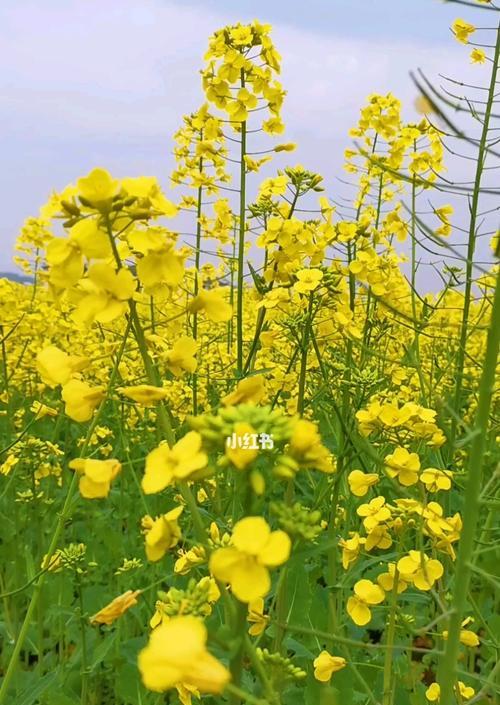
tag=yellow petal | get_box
[209,547,243,583]
[354,579,385,605]
[232,516,271,555]
[260,530,291,567]
[347,596,372,626]
[79,476,110,499]
[397,555,417,576]
[188,652,230,694]
[142,446,174,494]
[231,558,271,603]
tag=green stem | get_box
[179,481,208,546]
[327,477,341,643]
[192,155,204,415]
[272,564,290,655]
[439,266,500,705]
[296,292,315,416]
[229,601,249,705]
[225,683,268,705]
[273,620,443,655]
[382,567,399,705]
[449,24,499,454]
[243,306,266,375]
[409,156,428,405]
[104,214,175,446]
[242,191,299,374]
[359,169,382,368]
[36,540,44,674]
[228,231,237,353]
[128,301,175,447]
[76,573,88,705]
[243,635,278,704]
[236,72,247,376]
[0,324,9,396]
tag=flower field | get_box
[0,6,499,705]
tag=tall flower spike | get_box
[202,22,283,134]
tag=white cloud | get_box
[0,0,493,277]
[0,0,475,140]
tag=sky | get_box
[0,0,495,283]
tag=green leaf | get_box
[245,367,274,377]
[115,662,143,705]
[247,261,266,294]
[13,672,57,705]
[89,632,117,671]
[42,691,80,705]
[286,560,313,629]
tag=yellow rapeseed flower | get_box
[36,345,89,388]
[90,589,141,626]
[72,263,136,327]
[365,524,393,551]
[118,385,170,406]
[420,467,452,492]
[339,533,366,570]
[164,336,198,377]
[426,683,440,702]
[61,379,105,422]
[294,268,323,294]
[138,616,230,694]
[209,516,291,602]
[77,167,120,209]
[222,375,266,406]
[227,87,258,122]
[274,143,296,152]
[357,496,391,531]
[69,457,122,499]
[30,401,58,419]
[384,447,420,486]
[347,579,385,626]
[348,469,379,497]
[225,422,260,470]
[121,176,178,217]
[46,219,112,289]
[451,18,476,44]
[175,545,207,575]
[141,507,183,562]
[247,598,270,636]
[377,563,410,594]
[470,48,486,64]
[289,419,334,473]
[397,551,443,590]
[0,454,19,477]
[142,432,208,494]
[262,117,285,135]
[457,682,475,700]
[442,617,480,647]
[189,288,232,322]
[313,651,347,682]
[229,25,253,46]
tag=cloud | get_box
[0,0,493,278]
[0,0,473,140]
[0,1,217,139]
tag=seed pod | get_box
[62,218,81,228]
[61,200,81,216]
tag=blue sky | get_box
[0,0,492,279]
[182,0,464,41]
